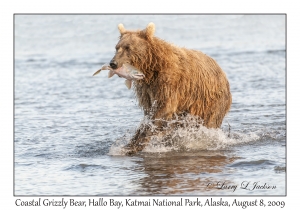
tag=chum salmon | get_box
[93,63,145,89]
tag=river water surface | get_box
[15,15,286,195]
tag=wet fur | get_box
[111,23,232,155]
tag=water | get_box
[14,15,286,195]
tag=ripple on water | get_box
[228,159,276,167]
[64,164,108,171]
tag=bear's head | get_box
[109,23,156,76]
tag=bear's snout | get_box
[110,60,118,69]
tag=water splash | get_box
[109,114,261,156]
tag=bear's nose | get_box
[110,60,118,69]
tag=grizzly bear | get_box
[109,22,232,155]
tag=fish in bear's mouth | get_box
[93,63,145,89]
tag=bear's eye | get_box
[124,46,130,50]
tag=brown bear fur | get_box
[110,22,232,155]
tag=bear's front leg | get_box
[124,100,178,155]
[123,126,153,155]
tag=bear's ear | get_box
[143,22,155,39]
[118,23,126,35]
